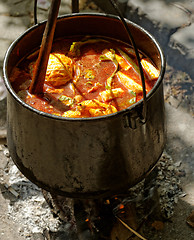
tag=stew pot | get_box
[3,13,166,198]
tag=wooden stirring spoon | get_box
[29,0,61,94]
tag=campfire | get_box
[1,144,184,240]
[1,1,185,239]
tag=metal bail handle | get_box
[71,0,147,124]
[108,0,147,124]
[33,0,147,123]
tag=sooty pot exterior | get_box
[3,14,166,198]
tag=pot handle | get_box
[108,0,147,124]
[33,0,147,124]
[73,0,148,124]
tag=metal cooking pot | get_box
[3,13,166,198]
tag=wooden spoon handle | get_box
[29,0,61,94]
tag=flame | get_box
[119,204,125,210]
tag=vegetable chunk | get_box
[45,53,74,87]
[80,100,117,116]
[117,48,140,75]
[98,88,124,102]
[116,71,143,93]
[62,110,81,118]
[69,38,109,57]
[115,54,131,70]
[141,58,160,81]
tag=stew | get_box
[10,36,160,118]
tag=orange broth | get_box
[10,36,159,118]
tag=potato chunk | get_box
[45,53,73,87]
[115,54,131,70]
[141,58,160,81]
[98,88,124,102]
[80,100,117,116]
[62,110,81,118]
[88,108,104,117]
[116,71,143,94]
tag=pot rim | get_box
[3,13,166,122]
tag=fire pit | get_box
[2,1,167,236]
[3,0,166,200]
[2,0,167,236]
[2,144,184,240]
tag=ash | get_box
[7,166,62,238]
[2,147,76,240]
[124,151,185,220]
[1,146,185,239]
[156,152,185,219]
